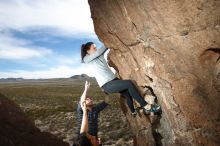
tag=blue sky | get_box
[0,0,103,79]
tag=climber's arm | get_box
[80,102,88,133]
[80,81,90,107]
[83,45,108,63]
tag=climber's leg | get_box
[102,79,147,107]
[102,79,161,114]
[120,90,136,113]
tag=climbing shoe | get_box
[143,104,161,115]
[131,109,138,117]
[151,104,161,113]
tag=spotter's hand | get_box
[81,101,87,113]
[85,80,91,89]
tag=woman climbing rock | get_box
[80,42,160,116]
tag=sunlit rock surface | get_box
[88,0,220,145]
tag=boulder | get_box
[88,0,220,145]
[0,93,69,146]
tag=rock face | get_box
[88,0,220,146]
[0,93,69,146]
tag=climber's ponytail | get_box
[81,42,94,63]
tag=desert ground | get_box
[0,78,133,146]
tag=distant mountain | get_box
[70,74,95,80]
[0,74,95,82]
[0,77,24,81]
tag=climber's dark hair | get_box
[78,133,92,146]
[81,42,94,63]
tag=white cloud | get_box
[0,0,104,79]
[0,46,52,60]
[0,33,52,60]
[0,0,95,36]
[0,65,93,79]
[56,56,81,65]
[0,50,117,79]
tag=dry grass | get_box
[0,78,133,146]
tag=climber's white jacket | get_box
[83,46,117,87]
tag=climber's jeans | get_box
[101,78,148,112]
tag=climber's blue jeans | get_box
[101,78,148,112]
